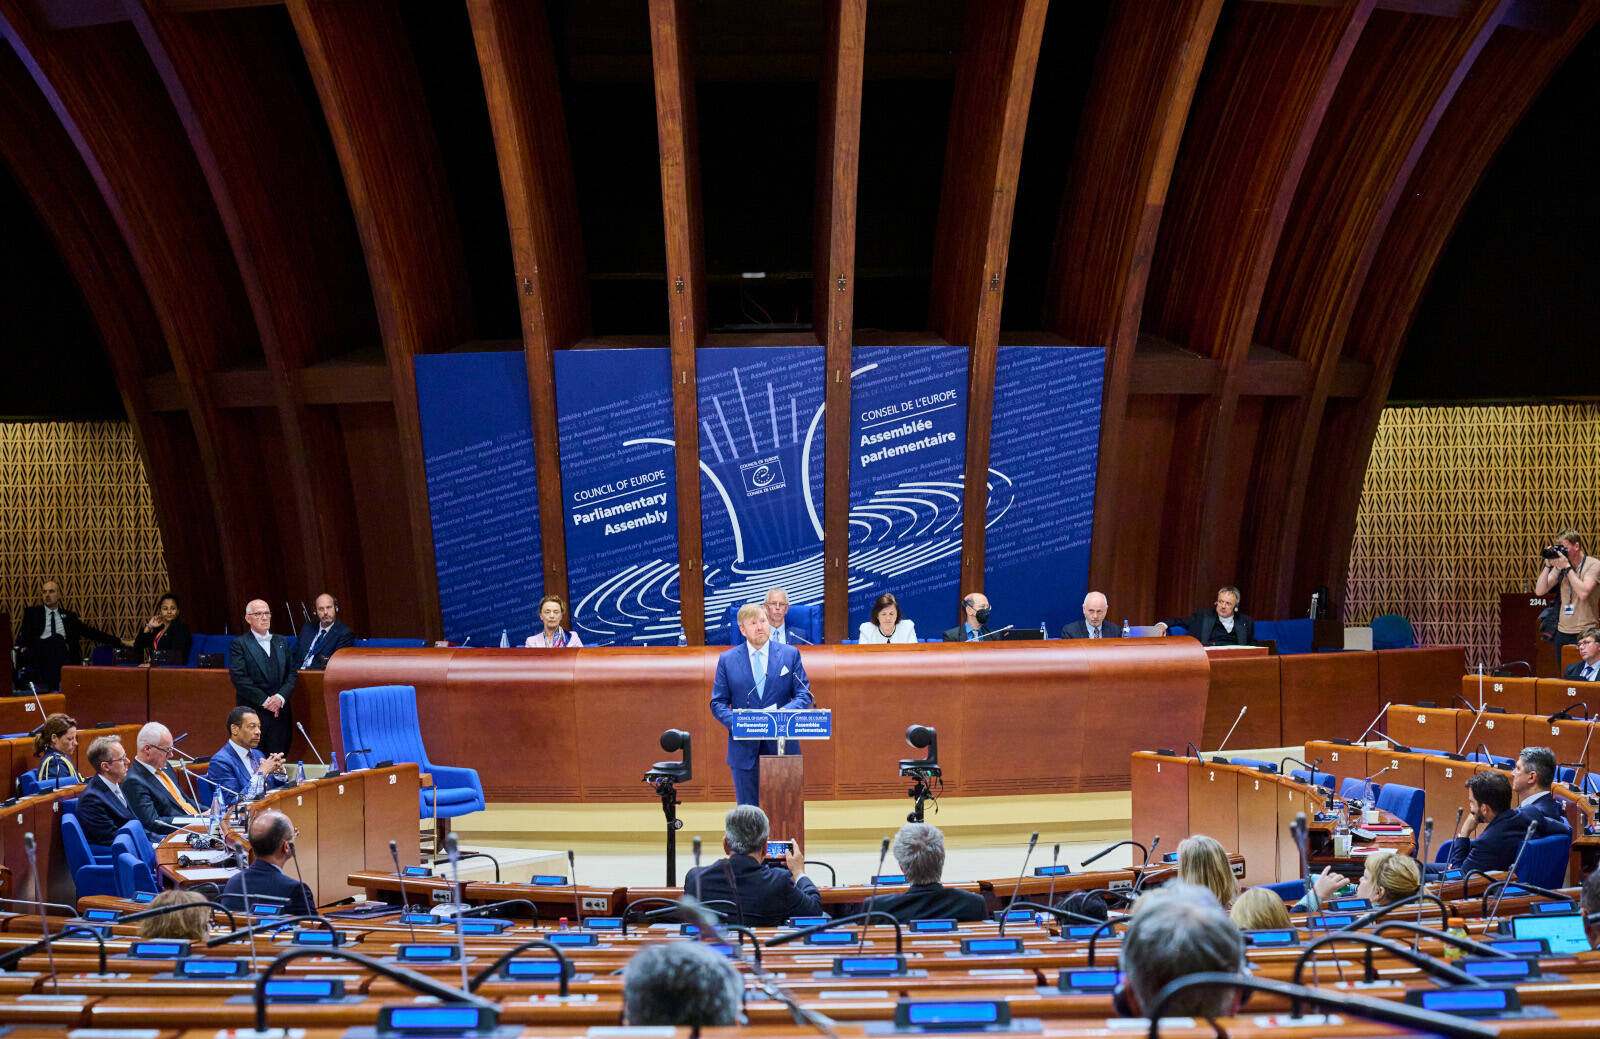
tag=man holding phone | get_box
[682,805,820,926]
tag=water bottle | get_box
[1040,619,1049,640]
[677,629,688,647]
[247,769,265,801]
[1121,618,1131,638]
[210,791,222,838]
[499,628,509,648]
[294,761,306,787]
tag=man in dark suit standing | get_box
[711,603,812,806]
[1450,770,1531,872]
[77,735,138,846]
[864,823,988,923]
[229,600,298,756]
[942,592,993,642]
[1512,745,1572,837]
[1563,628,1599,683]
[681,805,819,927]
[1062,591,1122,640]
[294,593,356,672]
[1155,586,1255,647]
[124,722,201,836]
[15,580,127,689]
[222,809,315,916]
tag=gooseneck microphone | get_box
[1130,835,1160,895]
[973,625,1015,642]
[1548,703,1588,725]
[693,836,704,903]
[445,833,468,991]
[1457,704,1489,756]
[1045,843,1062,908]
[860,836,891,951]
[295,723,333,775]
[23,833,58,993]
[390,841,417,941]
[1006,831,1040,911]
[226,832,260,974]
[568,849,580,927]
[1213,707,1248,756]
[1080,839,1146,870]
[1354,702,1393,744]
[1485,821,1539,929]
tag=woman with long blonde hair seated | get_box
[1177,834,1239,908]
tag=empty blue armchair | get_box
[1225,757,1278,773]
[111,830,157,896]
[62,815,115,898]
[1371,614,1416,650]
[1290,769,1335,791]
[339,685,484,821]
[1519,833,1571,890]
[1375,782,1425,835]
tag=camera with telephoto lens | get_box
[1543,545,1569,560]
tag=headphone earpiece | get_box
[1112,980,1132,1017]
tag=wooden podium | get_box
[759,754,805,849]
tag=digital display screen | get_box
[293,930,336,945]
[1308,914,1355,929]
[1440,869,1464,880]
[531,875,567,885]
[837,957,903,974]
[132,891,157,903]
[680,924,701,935]
[708,943,736,957]
[765,841,794,858]
[1510,913,1590,954]
[1486,938,1548,955]
[504,960,565,977]
[1462,959,1534,979]
[963,938,1022,954]
[1064,925,1103,938]
[251,904,286,916]
[872,874,907,885]
[1063,969,1122,990]
[1246,930,1297,946]
[1533,901,1576,914]
[176,959,247,976]
[1033,865,1070,876]
[398,944,459,961]
[402,913,440,925]
[456,921,506,935]
[83,909,120,922]
[806,931,855,945]
[401,866,431,877]
[549,932,598,946]
[1163,852,1178,862]
[1417,989,1511,1012]
[583,917,622,930]
[383,1006,486,1031]
[264,979,341,999]
[911,919,957,932]
[62,925,109,938]
[790,916,829,927]
[130,941,187,957]
[1328,898,1371,911]
[904,1002,1002,1025]
[997,910,1032,922]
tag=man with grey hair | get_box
[681,805,820,926]
[77,735,137,846]
[123,721,200,836]
[1119,882,1245,1019]
[1512,745,1570,837]
[623,940,744,1026]
[865,823,987,922]
[1063,591,1121,639]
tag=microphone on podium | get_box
[973,625,1015,642]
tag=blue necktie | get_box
[752,649,767,705]
[1587,664,1597,683]
[304,628,326,667]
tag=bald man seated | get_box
[1062,592,1121,640]
[221,809,315,917]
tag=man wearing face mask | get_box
[942,592,994,642]
[221,809,315,915]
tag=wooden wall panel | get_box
[336,403,424,639]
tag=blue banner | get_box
[846,346,970,640]
[414,352,543,646]
[985,346,1103,638]
[553,349,680,645]
[696,347,827,644]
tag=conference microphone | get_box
[295,722,338,776]
[1279,755,1321,781]
[444,833,469,990]
[1548,703,1588,724]
[1129,834,1160,895]
[1474,743,1500,767]
[27,684,49,736]
[1045,843,1062,909]
[1568,722,1597,796]
[1451,694,1476,711]
[860,836,891,951]
[1485,820,1539,929]
[1080,839,1146,869]
[693,836,704,903]
[1359,766,1392,807]
[390,840,417,940]
[1005,831,1040,913]
[788,629,811,645]
[1417,817,1434,938]
[224,830,261,974]
[973,625,1015,642]
[300,601,312,626]
[1456,704,1489,756]
[283,601,295,638]
[22,833,58,993]
[1372,732,1412,753]
[1354,701,1393,744]
[568,850,581,928]
[1184,742,1201,761]
[1213,707,1248,756]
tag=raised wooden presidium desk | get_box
[321,639,1213,806]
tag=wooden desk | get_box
[0,784,79,906]
[59,666,148,729]
[323,641,1212,802]
[0,694,65,736]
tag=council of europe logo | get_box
[739,455,785,496]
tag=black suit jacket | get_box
[1564,660,1600,682]
[17,604,120,656]
[77,775,137,846]
[942,623,993,643]
[228,633,299,709]
[681,855,822,927]
[132,618,192,664]
[1518,792,1572,837]
[294,620,356,671]
[222,859,315,916]
[1163,608,1255,647]
[123,762,193,835]
[865,882,989,923]
[1449,808,1534,872]
[1062,620,1123,640]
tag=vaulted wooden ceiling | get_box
[1,0,1592,640]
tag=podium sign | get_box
[731,709,833,741]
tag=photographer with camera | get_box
[1535,529,1599,650]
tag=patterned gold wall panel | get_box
[0,421,169,648]
[1346,404,1600,670]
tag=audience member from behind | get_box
[1565,627,1600,683]
[1583,870,1600,949]
[133,592,191,665]
[138,889,210,942]
[1177,834,1239,908]
[123,722,199,835]
[228,600,298,755]
[296,593,356,670]
[942,591,994,642]
[680,805,820,926]
[622,940,743,1027]
[865,823,987,922]
[33,713,81,784]
[222,809,315,916]
[1119,882,1245,1019]
[1512,745,1571,836]
[1155,586,1254,646]
[1450,770,1525,872]
[77,735,137,846]
[1355,850,1421,906]
[1063,591,1121,639]
[858,592,917,644]
[16,579,127,689]
[1229,887,1291,931]
[1536,530,1598,650]
[525,594,582,648]
[207,706,287,806]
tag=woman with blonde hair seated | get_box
[1177,834,1239,908]
[1299,848,1423,910]
[138,889,211,942]
[1229,886,1291,931]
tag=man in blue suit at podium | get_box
[711,603,812,805]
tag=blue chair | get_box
[1375,782,1425,835]
[355,638,429,649]
[1254,620,1276,646]
[16,773,77,797]
[721,602,822,645]
[1290,769,1335,791]
[1269,619,1315,655]
[1226,757,1278,774]
[1261,880,1305,903]
[1340,777,1376,803]
[1519,834,1571,890]
[61,815,115,898]
[1434,838,1455,863]
[110,833,157,896]
[338,685,485,824]
[1371,614,1416,650]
